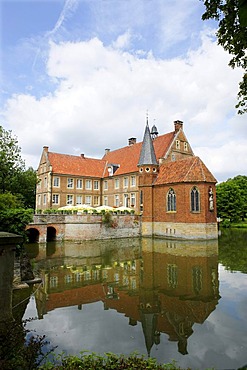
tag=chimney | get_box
[105,148,110,155]
[174,120,183,133]
[81,154,85,158]
[128,137,136,146]
[43,146,49,152]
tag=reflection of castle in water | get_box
[31,238,220,356]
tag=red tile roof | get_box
[155,156,217,185]
[48,152,106,177]
[102,132,175,176]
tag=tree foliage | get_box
[0,126,37,208]
[216,175,247,222]
[201,0,247,114]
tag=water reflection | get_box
[26,238,220,357]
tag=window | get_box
[67,195,73,205]
[104,180,108,190]
[131,176,136,187]
[123,177,128,188]
[52,194,59,205]
[85,195,92,205]
[167,264,178,288]
[115,194,119,207]
[44,177,47,187]
[115,178,119,189]
[130,193,136,207]
[67,178,73,188]
[140,190,143,212]
[50,276,58,288]
[167,188,176,212]
[176,140,180,149]
[192,267,202,294]
[171,153,176,161]
[76,195,83,205]
[84,270,91,280]
[94,180,99,190]
[76,179,83,189]
[43,194,46,205]
[191,186,200,212]
[53,177,60,187]
[38,195,41,206]
[94,196,100,206]
[85,180,92,190]
[184,142,188,151]
[103,196,108,206]
[124,194,129,207]
[65,275,72,284]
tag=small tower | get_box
[138,120,159,235]
[151,123,158,140]
[138,121,159,185]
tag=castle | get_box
[36,119,218,239]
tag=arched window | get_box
[191,186,200,212]
[167,188,176,211]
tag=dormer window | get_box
[176,140,180,149]
[145,167,150,172]
[107,163,119,176]
[184,142,188,151]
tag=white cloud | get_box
[1,29,245,181]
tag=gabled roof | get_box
[138,124,158,166]
[102,131,174,176]
[155,156,217,185]
[48,152,106,177]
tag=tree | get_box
[0,126,37,208]
[201,0,247,114]
[0,126,25,193]
[216,175,247,222]
[12,167,37,209]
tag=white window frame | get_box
[130,193,136,207]
[85,195,92,205]
[115,194,119,207]
[93,196,100,206]
[103,196,108,206]
[67,194,73,205]
[43,194,47,205]
[52,194,59,205]
[123,177,128,188]
[94,180,99,190]
[76,179,83,189]
[124,194,129,207]
[67,178,74,188]
[85,180,92,190]
[53,177,60,187]
[76,195,83,205]
[115,178,119,189]
[176,140,180,149]
[130,176,136,187]
[104,180,108,190]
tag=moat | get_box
[14,229,247,369]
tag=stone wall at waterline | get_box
[26,214,140,243]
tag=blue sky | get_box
[0,0,246,181]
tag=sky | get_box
[0,0,246,182]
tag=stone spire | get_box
[138,123,158,166]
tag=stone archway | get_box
[26,228,40,243]
[47,226,57,242]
